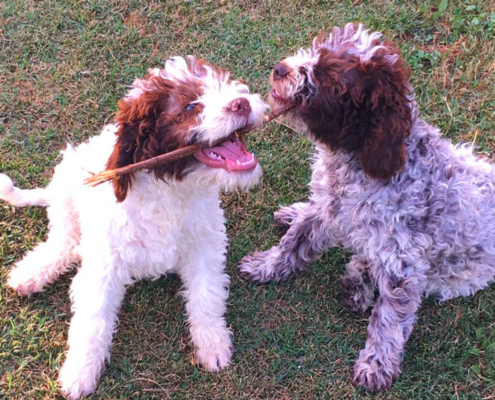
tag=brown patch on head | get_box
[107,74,204,202]
[304,40,412,180]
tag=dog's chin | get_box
[217,163,263,191]
[189,162,262,191]
[268,88,294,107]
[268,90,309,134]
[267,93,280,111]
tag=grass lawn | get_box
[1,0,495,399]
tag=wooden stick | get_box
[84,101,299,187]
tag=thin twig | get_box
[272,118,299,133]
[442,95,454,128]
[84,101,299,187]
[471,129,479,147]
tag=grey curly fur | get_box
[239,23,495,391]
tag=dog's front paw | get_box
[58,357,101,399]
[196,343,232,372]
[239,248,298,283]
[7,265,45,296]
[273,203,307,228]
[238,251,269,282]
[353,355,398,392]
[238,249,286,283]
[273,207,295,229]
[195,328,233,372]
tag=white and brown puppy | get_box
[240,23,495,391]
[0,56,267,399]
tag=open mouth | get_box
[194,137,257,172]
[270,89,292,103]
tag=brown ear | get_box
[106,118,137,203]
[308,43,412,180]
[107,86,167,202]
[356,43,412,179]
[358,122,407,180]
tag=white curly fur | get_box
[240,23,495,392]
[1,57,266,399]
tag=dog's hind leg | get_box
[0,173,49,207]
[353,268,426,392]
[341,255,375,314]
[7,196,81,296]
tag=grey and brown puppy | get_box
[239,23,495,391]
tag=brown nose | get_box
[227,97,251,118]
[273,62,289,80]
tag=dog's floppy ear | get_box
[309,42,412,180]
[354,42,412,179]
[107,80,169,202]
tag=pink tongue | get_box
[210,140,251,162]
[195,139,257,172]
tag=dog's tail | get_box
[0,173,49,207]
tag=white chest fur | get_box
[85,174,227,281]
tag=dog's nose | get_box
[227,97,251,118]
[273,62,289,80]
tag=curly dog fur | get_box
[239,23,495,391]
[1,56,267,399]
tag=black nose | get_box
[273,62,289,80]
[227,97,251,118]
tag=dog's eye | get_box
[298,66,307,74]
[184,103,196,112]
